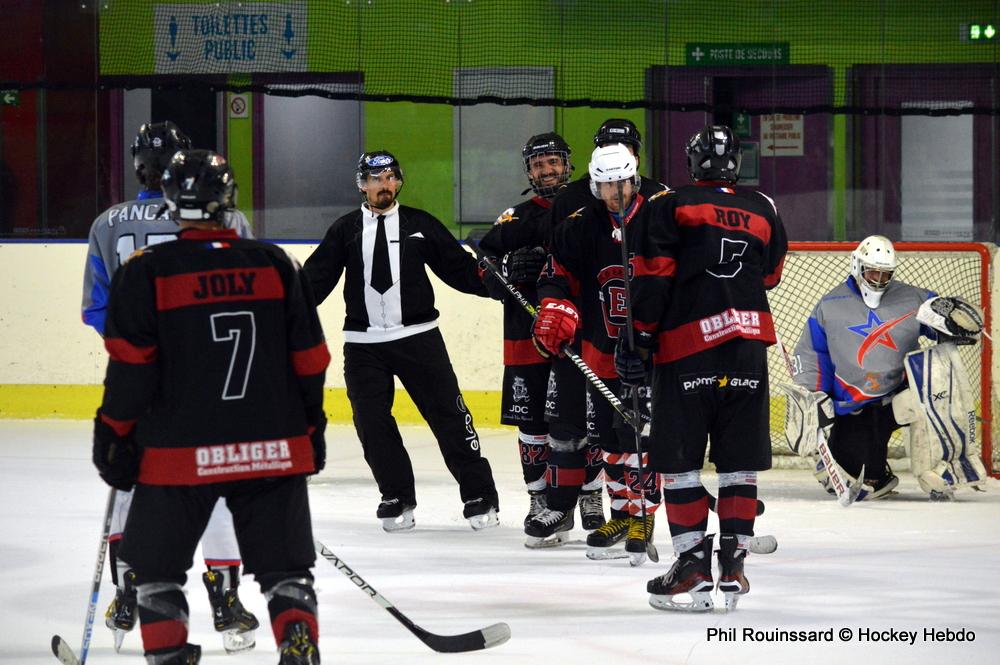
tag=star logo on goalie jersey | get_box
[849,310,915,367]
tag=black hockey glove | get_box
[306,406,327,474]
[503,246,547,285]
[614,330,655,388]
[478,258,508,301]
[93,411,140,491]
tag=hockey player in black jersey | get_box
[478,133,609,543]
[620,126,787,611]
[93,150,328,664]
[531,142,669,565]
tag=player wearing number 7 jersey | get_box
[82,121,252,336]
[95,149,329,664]
[80,123,257,655]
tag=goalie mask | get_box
[161,150,237,222]
[588,144,640,205]
[851,235,896,308]
[686,125,741,184]
[522,133,572,199]
[131,121,192,189]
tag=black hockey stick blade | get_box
[51,635,80,665]
[315,540,511,653]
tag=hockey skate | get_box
[278,620,320,665]
[202,570,259,653]
[464,498,500,530]
[585,517,631,560]
[523,490,547,528]
[577,489,606,531]
[626,514,655,567]
[105,569,137,652]
[717,534,749,611]
[377,498,416,532]
[524,508,574,548]
[857,471,899,502]
[647,535,714,612]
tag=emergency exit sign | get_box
[686,43,789,66]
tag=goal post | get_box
[766,241,995,477]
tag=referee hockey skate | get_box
[377,498,416,532]
[202,570,259,653]
[585,516,631,560]
[524,508,574,548]
[463,498,500,530]
[278,621,319,665]
[647,535,714,612]
[716,534,749,611]
[105,569,137,651]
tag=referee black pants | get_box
[344,328,498,512]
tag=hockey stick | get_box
[613,180,658,565]
[773,335,863,507]
[51,487,117,665]
[315,541,511,653]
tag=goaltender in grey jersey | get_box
[82,193,252,335]
[792,276,936,415]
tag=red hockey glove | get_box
[532,298,580,357]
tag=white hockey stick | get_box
[51,487,117,665]
[774,335,863,507]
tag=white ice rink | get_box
[2,419,998,664]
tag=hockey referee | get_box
[304,150,500,532]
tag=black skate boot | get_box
[647,535,715,612]
[524,508,573,548]
[155,643,202,664]
[523,490,547,528]
[717,534,749,611]
[585,516,631,560]
[377,498,416,532]
[577,489,606,531]
[105,569,137,651]
[463,498,499,530]
[202,569,259,653]
[278,621,320,665]
[625,513,655,567]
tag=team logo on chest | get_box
[596,258,635,338]
[848,310,915,367]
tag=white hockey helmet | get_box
[851,235,897,308]
[588,143,640,198]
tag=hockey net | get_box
[765,242,996,476]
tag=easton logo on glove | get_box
[532,298,580,356]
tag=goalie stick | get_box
[773,335,863,507]
[315,541,511,653]
[468,236,774,551]
[51,487,117,665]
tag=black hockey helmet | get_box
[521,132,572,199]
[161,149,237,222]
[593,118,642,152]
[356,150,403,190]
[686,125,742,183]
[131,121,192,188]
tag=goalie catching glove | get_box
[532,298,579,357]
[778,383,834,457]
[916,296,984,342]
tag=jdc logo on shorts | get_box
[512,376,530,403]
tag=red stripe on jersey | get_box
[675,203,772,246]
[140,618,187,651]
[291,342,331,376]
[633,255,676,278]
[581,339,617,379]
[764,255,786,288]
[665,496,710,527]
[271,609,318,646]
[100,411,136,437]
[105,337,158,365]
[137,435,314,485]
[549,256,581,298]
[716,495,759,522]
[155,267,285,311]
[654,310,775,363]
[504,338,548,365]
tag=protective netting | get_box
[766,243,995,475]
[10,0,998,115]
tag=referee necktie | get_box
[371,214,393,294]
